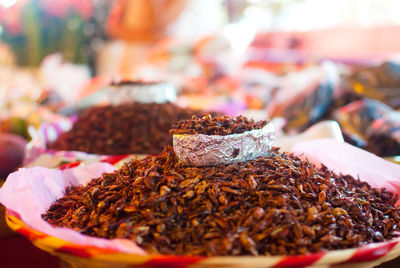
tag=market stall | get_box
[0,0,400,267]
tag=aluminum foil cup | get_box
[106,82,177,104]
[173,123,275,166]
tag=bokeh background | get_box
[0,0,400,267]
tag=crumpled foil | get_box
[106,82,177,104]
[173,123,275,166]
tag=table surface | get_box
[0,234,59,268]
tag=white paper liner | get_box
[106,82,177,104]
[173,123,275,166]
[274,120,344,152]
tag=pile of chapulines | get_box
[48,103,215,155]
[170,115,267,136]
[43,147,400,256]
